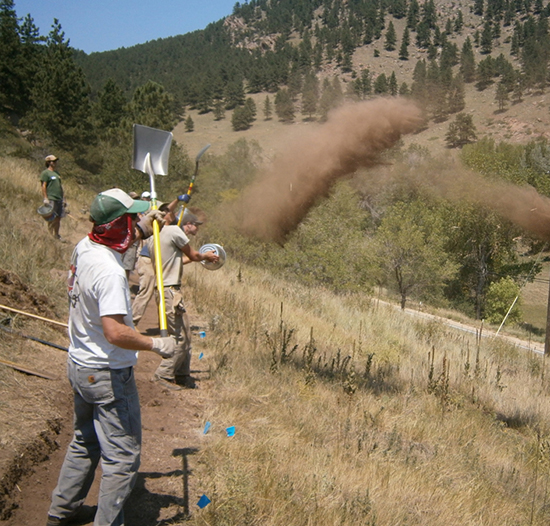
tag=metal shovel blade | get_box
[196,144,211,163]
[132,124,173,176]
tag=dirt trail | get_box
[0,273,213,525]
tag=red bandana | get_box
[88,214,134,253]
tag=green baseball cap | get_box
[90,188,150,225]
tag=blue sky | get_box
[14,0,239,54]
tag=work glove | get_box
[136,209,166,239]
[178,194,191,203]
[151,336,177,358]
[43,198,50,205]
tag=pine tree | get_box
[25,19,94,151]
[184,115,194,132]
[302,71,320,119]
[364,21,374,44]
[298,28,313,69]
[374,73,389,94]
[421,0,438,28]
[495,81,509,110]
[512,74,524,103]
[352,69,373,100]
[18,14,42,115]
[213,100,226,121]
[447,74,466,113]
[411,59,428,103]
[288,62,303,101]
[416,21,432,48]
[399,27,410,60]
[385,21,397,51]
[474,0,484,16]
[127,80,177,130]
[375,5,386,39]
[341,51,354,73]
[224,79,245,109]
[263,95,273,120]
[460,37,476,83]
[94,79,127,137]
[445,113,477,148]
[231,106,252,131]
[275,88,295,123]
[480,20,493,54]
[318,78,335,121]
[389,71,399,95]
[454,10,464,32]
[244,97,257,122]
[407,0,420,29]
[393,0,408,19]
[331,76,344,106]
[0,0,24,113]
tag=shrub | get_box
[485,277,522,325]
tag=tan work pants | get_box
[154,287,192,381]
[132,256,155,326]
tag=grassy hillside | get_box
[1,153,548,524]
[1,148,550,523]
[175,249,550,525]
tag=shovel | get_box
[177,144,211,227]
[132,124,173,337]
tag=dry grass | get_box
[179,260,550,525]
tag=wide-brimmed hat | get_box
[90,188,150,225]
[178,208,203,226]
[45,155,58,162]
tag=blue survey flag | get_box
[226,425,235,437]
[197,494,211,508]
[203,421,211,434]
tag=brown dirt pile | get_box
[0,269,59,319]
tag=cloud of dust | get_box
[231,98,423,243]
[414,159,550,240]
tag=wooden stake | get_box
[0,304,68,328]
[0,357,56,380]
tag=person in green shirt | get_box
[40,154,65,240]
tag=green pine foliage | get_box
[445,113,478,148]
[275,88,295,122]
[184,115,194,132]
[385,21,397,51]
[23,19,94,153]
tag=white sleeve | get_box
[95,273,129,317]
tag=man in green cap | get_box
[46,188,177,526]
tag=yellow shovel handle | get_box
[152,216,168,337]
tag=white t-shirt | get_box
[147,225,190,287]
[68,237,138,369]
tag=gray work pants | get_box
[48,358,141,526]
[154,287,192,380]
